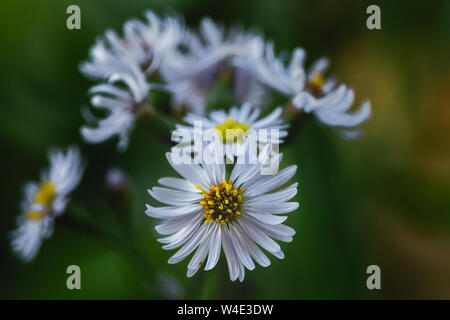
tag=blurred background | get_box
[0,0,449,299]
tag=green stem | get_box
[282,103,310,147]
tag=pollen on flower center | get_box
[34,181,56,206]
[27,181,56,220]
[306,71,325,97]
[215,117,249,144]
[196,180,244,225]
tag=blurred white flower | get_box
[10,147,85,262]
[80,11,188,151]
[79,10,186,81]
[253,45,371,138]
[250,44,307,98]
[160,18,267,115]
[146,149,298,281]
[293,57,371,139]
[174,102,288,160]
[80,68,151,151]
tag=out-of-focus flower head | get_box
[160,18,267,115]
[80,67,151,151]
[80,11,186,151]
[252,45,371,139]
[80,10,186,81]
[11,147,85,262]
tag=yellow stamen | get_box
[197,179,244,225]
[215,117,249,144]
[34,181,55,206]
[311,71,325,89]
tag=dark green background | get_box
[1,0,449,299]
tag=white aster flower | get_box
[11,147,85,262]
[146,149,298,281]
[250,44,307,98]
[80,11,186,151]
[293,57,371,139]
[253,45,371,138]
[174,102,288,161]
[160,18,267,115]
[80,67,151,151]
[80,10,185,81]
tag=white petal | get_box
[145,204,201,218]
[244,215,295,242]
[204,224,222,271]
[272,250,285,259]
[251,107,282,129]
[187,224,215,270]
[158,177,199,193]
[159,218,202,250]
[165,152,211,189]
[246,183,298,203]
[238,219,280,254]
[246,211,288,225]
[167,223,208,263]
[221,227,240,281]
[148,187,202,206]
[234,223,271,267]
[243,202,299,215]
[155,212,202,235]
[228,225,255,270]
[244,165,297,197]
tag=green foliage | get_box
[0,0,449,299]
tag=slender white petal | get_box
[145,203,201,218]
[157,177,199,193]
[244,165,297,196]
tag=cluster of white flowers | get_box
[11,10,371,282]
[80,10,371,152]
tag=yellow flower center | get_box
[306,71,326,98]
[215,117,249,144]
[34,181,56,206]
[196,180,245,225]
[27,181,56,220]
[27,211,47,220]
[310,71,325,89]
